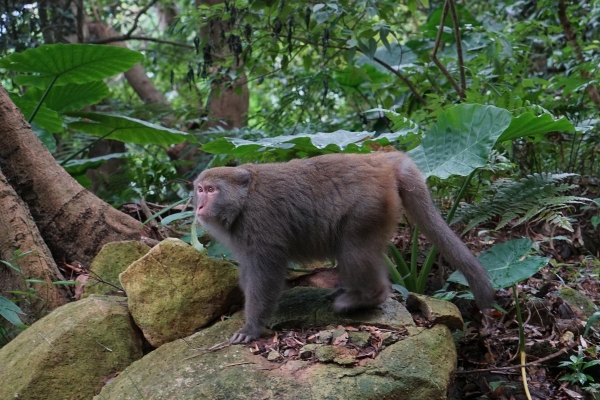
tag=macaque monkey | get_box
[194,152,494,344]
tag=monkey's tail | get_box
[394,156,495,312]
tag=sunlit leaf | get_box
[408,104,511,179]
[67,112,193,145]
[0,296,24,326]
[9,94,63,132]
[448,238,548,289]
[499,113,575,142]
[25,81,110,113]
[0,43,142,88]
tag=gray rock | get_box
[317,329,333,343]
[267,350,281,361]
[270,287,415,331]
[406,292,464,330]
[315,345,358,365]
[0,295,143,400]
[348,331,371,347]
[119,238,240,347]
[95,287,458,399]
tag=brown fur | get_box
[194,152,494,344]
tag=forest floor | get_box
[448,214,600,400]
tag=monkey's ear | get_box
[233,168,251,186]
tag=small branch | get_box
[90,35,194,48]
[372,56,426,105]
[124,0,159,38]
[448,0,466,94]
[429,0,464,99]
[292,35,426,106]
[90,1,165,46]
[456,343,576,374]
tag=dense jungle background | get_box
[1,0,600,398]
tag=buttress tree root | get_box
[0,86,153,272]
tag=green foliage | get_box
[0,43,192,203]
[453,173,588,233]
[407,105,512,179]
[448,238,548,290]
[66,112,193,146]
[0,1,595,272]
[1,250,43,316]
[498,113,575,143]
[0,296,25,326]
[0,43,142,88]
[584,312,600,337]
[584,199,600,230]
[558,347,600,386]
[201,129,417,162]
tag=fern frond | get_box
[453,173,588,233]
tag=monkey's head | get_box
[193,166,251,229]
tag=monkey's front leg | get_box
[229,258,286,344]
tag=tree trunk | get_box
[200,0,249,129]
[0,170,69,319]
[156,1,179,32]
[0,86,152,266]
[167,0,249,174]
[85,20,172,192]
[87,21,171,106]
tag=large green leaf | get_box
[0,296,24,326]
[448,238,548,290]
[9,94,63,133]
[62,153,129,175]
[408,104,512,179]
[0,43,142,88]
[498,113,575,142]
[26,81,110,113]
[201,128,418,160]
[67,112,193,145]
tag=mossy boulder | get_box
[95,287,458,399]
[82,240,150,298]
[119,238,240,347]
[0,295,143,400]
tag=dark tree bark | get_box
[156,1,179,32]
[199,0,249,130]
[0,169,70,319]
[0,86,152,266]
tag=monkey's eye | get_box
[197,186,203,193]
[207,186,215,193]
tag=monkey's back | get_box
[236,153,403,262]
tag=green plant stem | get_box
[387,243,413,289]
[28,75,58,123]
[384,254,405,287]
[513,283,532,399]
[513,283,526,354]
[416,170,476,293]
[59,129,117,166]
[410,228,419,280]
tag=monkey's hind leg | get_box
[230,258,286,344]
[332,242,390,313]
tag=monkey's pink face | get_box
[195,180,219,220]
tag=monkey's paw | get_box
[229,330,258,344]
[332,291,384,313]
